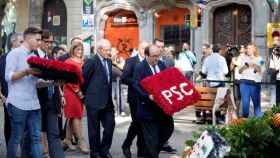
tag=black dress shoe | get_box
[137,150,148,157]
[122,146,132,158]
[161,144,177,154]
[91,152,101,158]
[100,153,113,158]
[137,153,148,158]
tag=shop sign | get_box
[82,0,95,28]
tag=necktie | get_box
[48,86,54,99]
[152,65,157,74]
[103,59,110,82]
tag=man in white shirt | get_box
[5,27,43,158]
[202,44,229,87]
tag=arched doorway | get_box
[155,7,190,51]
[213,3,251,46]
[104,9,139,60]
[42,0,67,44]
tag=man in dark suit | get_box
[82,39,115,158]
[133,45,174,158]
[121,42,149,158]
[154,38,176,154]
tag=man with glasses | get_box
[27,29,65,158]
[133,45,174,158]
[153,38,177,154]
[82,39,115,158]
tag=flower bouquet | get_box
[27,56,84,84]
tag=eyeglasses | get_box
[102,48,112,52]
[43,40,54,44]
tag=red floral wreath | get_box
[27,56,84,84]
[140,67,200,116]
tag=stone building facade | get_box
[1,0,274,58]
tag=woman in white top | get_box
[230,45,246,115]
[239,43,264,118]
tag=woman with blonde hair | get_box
[63,42,89,153]
[239,43,264,118]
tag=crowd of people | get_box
[0,26,280,158]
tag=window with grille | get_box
[160,24,190,50]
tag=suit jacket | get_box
[33,50,62,113]
[133,59,167,121]
[82,54,114,110]
[0,53,8,97]
[121,55,141,105]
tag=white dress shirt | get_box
[202,53,228,87]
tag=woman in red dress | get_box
[63,42,89,153]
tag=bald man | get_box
[132,45,174,158]
[82,39,115,158]
[121,41,149,158]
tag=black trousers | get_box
[277,80,280,105]
[4,105,11,147]
[140,116,174,158]
[122,102,145,153]
[87,107,115,158]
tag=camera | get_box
[273,46,280,56]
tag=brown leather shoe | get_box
[78,138,90,154]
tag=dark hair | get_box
[212,44,221,53]
[153,38,164,44]
[144,45,150,56]
[52,46,64,55]
[41,29,52,40]
[23,27,42,38]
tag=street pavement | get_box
[64,108,198,158]
[0,104,198,158]
[0,87,273,158]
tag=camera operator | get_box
[269,45,280,105]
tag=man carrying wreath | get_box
[133,45,174,158]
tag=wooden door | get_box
[104,9,139,60]
[42,0,67,44]
[213,4,251,46]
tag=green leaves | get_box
[185,106,280,157]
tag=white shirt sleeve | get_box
[221,57,229,75]
[202,57,208,74]
[5,52,17,82]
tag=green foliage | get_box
[185,106,280,158]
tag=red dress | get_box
[63,58,84,118]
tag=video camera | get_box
[273,46,280,56]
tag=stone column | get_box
[138,12,154,43]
